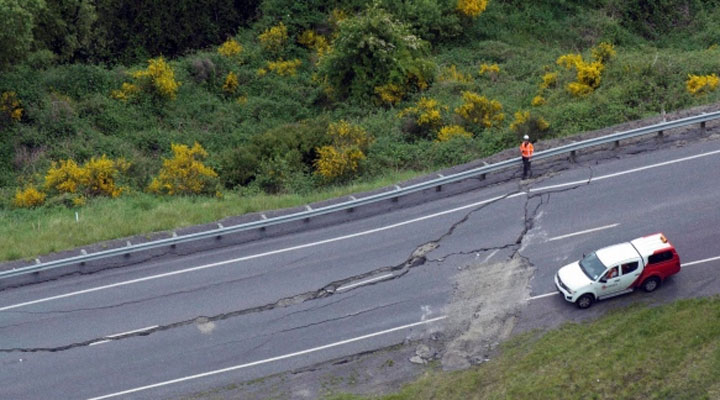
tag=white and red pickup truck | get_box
[555,233,681,309]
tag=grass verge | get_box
[0,169,427,262]
[328,297,720,400]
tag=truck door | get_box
[619,261,641,290]
[598,266,621,296]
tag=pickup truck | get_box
[554,233,681,309]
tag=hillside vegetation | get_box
[1,0,720,260]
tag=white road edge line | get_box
[527,255,720,301]
[336,274,394,292]
[5,148,720,313]
[483,249,500,263]
[547,223,620,242]
[86,316,447,400]
[88,340,110,347]
[0,194,509,312]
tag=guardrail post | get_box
[658,130,664,137]
[613,140,620,148]
[569,150,576,163]
[436,185,442,192]
[701,121,707,134]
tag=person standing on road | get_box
[520,134,534,179]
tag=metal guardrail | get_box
[3,111,719,281]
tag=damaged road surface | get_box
[2,136,720,399]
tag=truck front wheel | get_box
[642,277,660,292]
[576,294,594,309]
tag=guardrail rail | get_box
[2,110,719,282]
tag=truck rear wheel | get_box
[576,294,594,309]
[642,277,660,292]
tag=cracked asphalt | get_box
[2,131,720,399]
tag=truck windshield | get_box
[579,252,607,281]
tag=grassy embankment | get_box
[329,297,720,400]
[2,1,720,261]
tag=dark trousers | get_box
[522,157,531,178]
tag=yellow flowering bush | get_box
[591,42,616,64]
[257,68,268,77]
[686,74,719,95]
[478,63,500,80]
[45,156,129,199]
[314,121,373,181]
[398,97,445,128]
[437,125,472,142]
[148,142,218,195]
[540,72,557,89]
[266,59,302,76]
[1,91,23,123]
[218,38,243,58]
[129,57,181,100]
[258,22,288,52]
[110,82,140,102]
[374,83,405,106]
[438,65,473,84]
[531,95,546,106]
[298,30,331,58]
[222,72,239,94]
[557,53,583,70]
[457,0,488,17]
[455,91,505,128]
[329,8,348,30]
[13,185,46,208]
[510,110,550,138]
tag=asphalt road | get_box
[1,136,720,399]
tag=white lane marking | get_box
[531,148,720,192]
[5,148,720,313]
[547,223,620,242]
[1,194,510,312]
[105,325,158,338]
[336,274,394,292]
[483,249,500,263]
[527,255,720,301]
[89,325,158,347]
[527,292,559,301]
[86,316,447,400]
[682,255,720,268]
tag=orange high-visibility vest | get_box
[520,141,534,158]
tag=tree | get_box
[32,0,97,62]
[317,2,434,101]
[0,0,45,68]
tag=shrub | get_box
[13,185,46,208]
[110,82,140,102]
[258,22,289,53]
[686,74,719,95]
[454,91,505,129]
[437,125,472,142]
[591,42,616,64]
[148,142,218,195]
[398,97,446,138]
[438,64,473,84]
[0,91,23,124]
[222,72,239,94]
[298,30,330,59]
[45,155,129,199]
[531,95,545,106]
[266,59,302,76]
[130,57,181,100]
[556,49,609,97]
[314,120,373,182]
[316,3,434,101]
[540,72,558,89]
[456,0,488,18]
[374,83,405,106]
[218,38,243,58]
[509,110,550,139]
[478,63,500,80]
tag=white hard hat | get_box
[523,135,529,140]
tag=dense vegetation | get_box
[2,0,720,259]
[327,297,720,400]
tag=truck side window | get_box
[648,251,673,264]
[621,261,639,274]
[604,266,619,280]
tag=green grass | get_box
[327,297,720,400]
[0,169,427,261]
